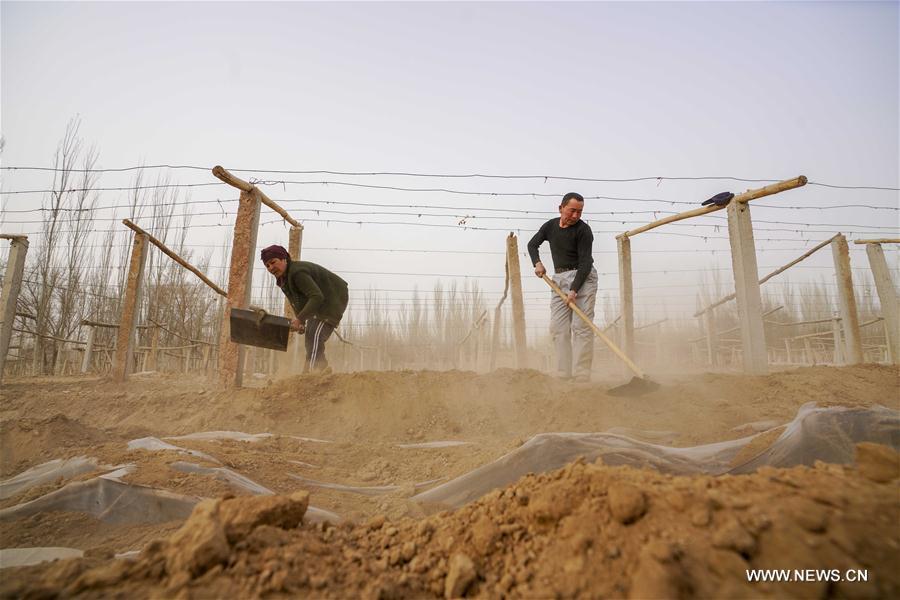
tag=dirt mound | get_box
[0,416,111,478]
[2,444,897,599]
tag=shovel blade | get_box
[229,308,291,351]
[607,376,660,398]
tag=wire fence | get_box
[1,164,897,378]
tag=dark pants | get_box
[304,318,336,372]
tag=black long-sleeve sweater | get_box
[527,218,594,292]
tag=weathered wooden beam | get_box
[831,234,863,364]
[212,166,302,229]
[0,236,28,384]
[695,235,837,317]
[123,219,226,297]
[853,239,900,245]
[620,176,807,238]
[219,189,262,387]
[112,232,148,382]
[727,199,767,374]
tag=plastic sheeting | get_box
[413,403,900,510]
[0,476,199,525]
[166,431,273,443]
[171,461,274,496]
[729,403,900,473]
[0,469,340,526]
[0,457,99,500]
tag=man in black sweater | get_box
[261,245,349,373]
[527,192,598,382]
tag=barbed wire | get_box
[3,164,898,191]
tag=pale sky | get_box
[2,1,898,335]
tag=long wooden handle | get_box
[542,275,646,378]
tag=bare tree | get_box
[27,116,99,374]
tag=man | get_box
[260,245,349,373]
[527,192,598,382]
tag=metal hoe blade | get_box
[229,308,291,351]
[607,376,660,398]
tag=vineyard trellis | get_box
[2,152,898,386]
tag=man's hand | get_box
[290,318,305,334]
[534,261,546,278]
[566,290,577,306]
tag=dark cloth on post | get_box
[527,218,594,292]
[278,260,349,326]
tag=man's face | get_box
[559,200,584,227]
[264,257,288,278]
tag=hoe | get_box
[542,275,659,397]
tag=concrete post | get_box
[219,189,261,387]
[81,325,96,373]
[726,200,768,374]
[506,234,528,369]
[617,236,635,362]
[831,234,863,364]
[0,236,28,383]
[112,232,148,382]
[832,317,844,365]
[864,243,899,364]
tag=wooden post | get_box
[145,325,160,371]
[831,234,863,364]
[0,236,28,383]
[279,225,303,376]
[81,325,96,373]
[617,235,635,362]
[864,243,899,364]
[704,309,718,367]
[112,232,148,382]
[783,338,792,365]
[219,189,262,387]
[726,200,768,374]
[506,234,528,369]
[832,317,844,364]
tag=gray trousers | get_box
[550,268,598,379]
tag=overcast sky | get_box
[2,1,898,333]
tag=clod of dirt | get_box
[218,491,309,543]
[163,491,310,579]
[608,482,647,524]
[165,499,230,577]
[444,552,476,598]
[855,442,900,483]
